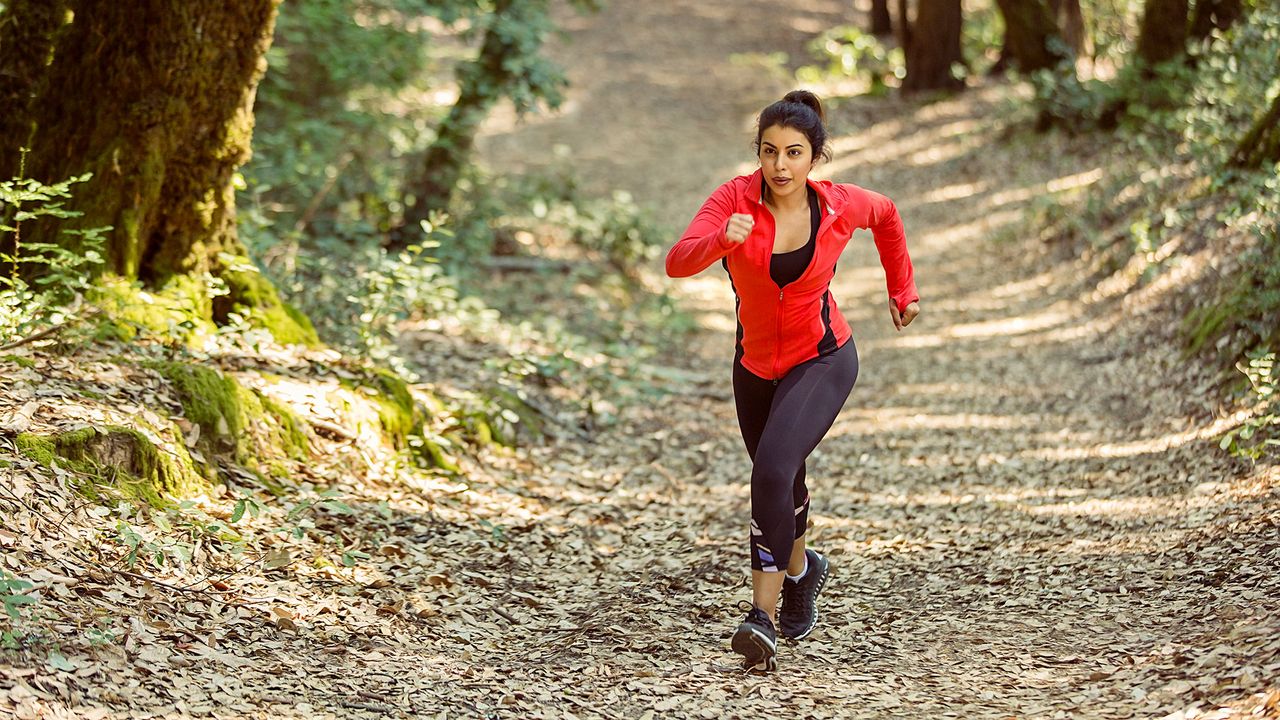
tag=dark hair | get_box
[753,90,831,163]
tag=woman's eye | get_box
[789,150,800,157]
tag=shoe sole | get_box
[731,624,777,671]
[784,559,830,641]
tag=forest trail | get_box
[3,3,1277,720]
[458,2,1280,718]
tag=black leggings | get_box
[732,340,859,572]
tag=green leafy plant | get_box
[1220,350,1280,460]
[1,570,37,648]
[0,170,109,340]
[796,25,904,94]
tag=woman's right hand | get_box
[725,213,754,244]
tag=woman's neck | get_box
[765,184,809,214]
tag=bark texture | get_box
[870,0,892,36]
[994,0,1072,73]
[17,0,314,343]
[1136,0,1190,66]
[23,0,277,285]
[900,0,965,93]
[0,0,69,181]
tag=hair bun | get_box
[782,90,824,123]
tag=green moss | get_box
[89,274,214,345]
[341,368,422,450]
[16,426,207,508]
[259,394,310,460]
[16,433,58,466]
[146,361,246,442]
[145,360,312,480]
[220,266,320,347]
[1,354,35,369]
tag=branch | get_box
[0,297,99,351]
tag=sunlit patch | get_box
[920,181,987,204]
[1025,413,1251,462]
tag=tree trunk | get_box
[0,0,69,182]
[870,0,893,36]
[994,0,1072,73]
[399,0,518,241]
[1190,0,1243,42]
[900,0,965,93]
[1136,0,1189,67]
[1049,0,1092,57]
[1232,92,1280,169]
[18,0,315,343]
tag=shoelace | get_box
[781,578,814,618]
[736,601,774,630]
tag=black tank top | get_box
[769,186,820,288]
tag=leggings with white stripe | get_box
[732,339,859,572]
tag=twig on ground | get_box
[339,700,393,714]
[307,416,357,442]
[492,605,520,625]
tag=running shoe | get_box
[731,604,777,671]
[778,548,831,640]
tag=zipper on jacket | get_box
[773,288,784,381]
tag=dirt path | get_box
[458,2,1280,718]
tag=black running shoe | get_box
[731,605,777,671]
[779,549,831,640]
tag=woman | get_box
[665,90,919,671]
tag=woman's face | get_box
[758,124,815,202]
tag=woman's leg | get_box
[743,341,859,619]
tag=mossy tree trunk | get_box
[869,0,892,37]
[993,0,1073,73]
[0,0,69,182]
[1232,91,1280,169]
[899,0,965,93]
[1136,0,1189,67]
[16,0,315,343]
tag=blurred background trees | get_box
[1,0,1276,411]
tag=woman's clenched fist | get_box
[725,213,754,244]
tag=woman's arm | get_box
[844,184,919,313]
[665,181,742,278]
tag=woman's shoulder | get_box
[707,171,758,198]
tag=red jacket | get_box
[666,169,918,380]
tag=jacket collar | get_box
[745,168,838,216]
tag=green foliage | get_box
[961,1,1005,77]
[1,569,37,647]
[461,1,571,116]
[549,190,665,277]
[0,171,108,340]
[796,25,904,94]
[1220,350,1280,460]
[247,1,439,252]
[1022,7,1280,460]
[1083,0,1145,64]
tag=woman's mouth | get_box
[772,177,791,186]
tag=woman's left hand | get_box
[890,300,920,331]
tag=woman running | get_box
[665,90,919,671]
